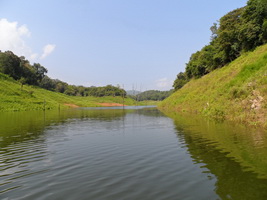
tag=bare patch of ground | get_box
[250,90,264,110]
[64,103,79,108]
[97,103,126,107]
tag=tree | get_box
[239,0,267,50]
[185,51,208,78]
[216,8,244,64]
[32,63,48,82]
[40,76,56,90]
[173,72,188,90]
[0,51,22,80]
[134,90,173,101]
[55,80,68,93]
[64,85,77,96]
[210,23,218,41]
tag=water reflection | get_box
[0,109,128,147]
[167,111,267,200]
[1,107,267,200]
[0,108,131,195]
[0,107,177,200]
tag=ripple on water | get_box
[0,137,50,196]
[0,109,233,200]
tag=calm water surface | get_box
[1,107,267,200]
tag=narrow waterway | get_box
[0,107,267,200]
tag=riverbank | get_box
[159,44,267,128]
[0,73,137,111]
[0,72,160,111]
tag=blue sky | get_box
[0,0,247,90]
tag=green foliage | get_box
[173,72,188,90]
[210,23,218,41]
[129,90,173,101]
[40,75,56,90]
[227,52,267,89]
[0,50,125,98]
[0,50,135,111]
[216,8,243,63]
[85,85,126,97]
[173,0,267,88]
[186,44,219,78]
[0,51,22,80]
[0,72,137,111]
[229,87,249,99]
[159,44,267,128]
[32,63,47,81]
[0,51,48,85]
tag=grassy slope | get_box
[159,44,267,127]
[0,73,137,111]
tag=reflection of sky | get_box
[79,105,156,110]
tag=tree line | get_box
[173,0,267,90]
[128,90,173,101]
[0,50,126,97]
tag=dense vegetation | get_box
[0,50,126,97]
[129,90,173,101]
[173,0,267,90]
[160,44,267,128]
[126,90,141,96]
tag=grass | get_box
[159,44,267,128]
[0,73,145,111]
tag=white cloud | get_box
[40,44,56,59]
[0,18,55,61]
[0,18,34,58]
[30,53,38,60]
[155,77,173,90]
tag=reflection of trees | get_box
[0,108,129,194]
[0,109,127,149]
[133,107,165,117]
[66,109,127,121]
[0,107,163,149]
[169,112,267,200]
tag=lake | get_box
[1,106,267,200]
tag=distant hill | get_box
[126,90,141,96]
[135,90,173,101]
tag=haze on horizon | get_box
[0,0,246,91]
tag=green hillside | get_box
[159,44,267,128]
[0,73,136,111]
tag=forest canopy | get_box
[128,90,173,101]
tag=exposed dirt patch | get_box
[250,90,264,110]
[64,103,80,108]
[97,103,126,107]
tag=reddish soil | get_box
[97,103,127,107]
[64,103,80,108]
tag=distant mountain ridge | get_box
[126,90,141,96]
